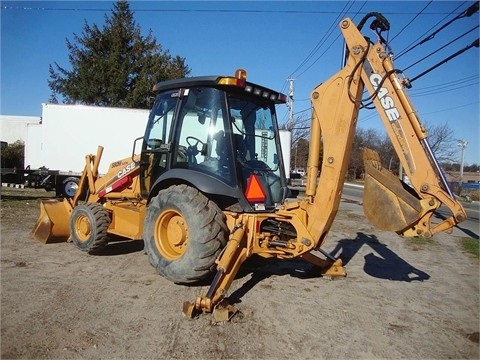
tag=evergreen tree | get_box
[48,0,190,108]
[1,141,25,169]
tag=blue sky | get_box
[1,1,479,165]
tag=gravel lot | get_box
[1,187,478,359]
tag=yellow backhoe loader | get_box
[32,13,466,319]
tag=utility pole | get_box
[457,139,468,184]
[286,78,295,130]
[287,78,295,169]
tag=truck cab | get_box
[139,70,289,212]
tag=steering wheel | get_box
[186,136,206,149]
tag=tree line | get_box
[287,114,478,180]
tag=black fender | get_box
[147,168,252,210]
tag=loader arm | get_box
[304,17,466,245]
[31,146,105,243]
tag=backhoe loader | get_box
[32,13,466,319]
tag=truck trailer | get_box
[1,104,150,196]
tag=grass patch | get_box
[1,187,55,222]
[1,187,55,199]
[461,237,479,258]
[460,188,479,202]
[406,236,435,251]
[343,211,364,220]
[407,236,435,246]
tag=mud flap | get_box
[31,199,73,243]
[362,149,423,233]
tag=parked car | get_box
[292,168,305,176]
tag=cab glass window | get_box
[172,87,235,185]
[228,96,279,172]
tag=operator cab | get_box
[140,69,288,212]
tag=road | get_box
[342,182,479,239]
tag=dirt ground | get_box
[1,187,478,359]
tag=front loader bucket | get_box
[362,149,423,233]
[31,199,73,243]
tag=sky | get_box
[1,1,479,165]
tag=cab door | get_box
[140,90,180,196]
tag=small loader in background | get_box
[32,13,466,319]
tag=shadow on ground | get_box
[228,232,430,306]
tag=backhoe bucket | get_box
[31,199,73,243]
[362,149,423,233]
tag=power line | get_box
[395,2,478,60]
[409,80,479,97]
[293,1,369,79]
[293,108,312,116]
[1,5,469,15]
[287,1,354,78]
[403,25,479,72]
[409,74,478,91]
[359,99,479,124]
[389,1,433,43]
[409,38,479,83]
[394,2,466,59]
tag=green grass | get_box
[407,236,435,246]
[1,187,54,199]
[1,187,55,220]
[461,237,479,258]
[405,236,436,251]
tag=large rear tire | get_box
[143,184,228,284]
[70,203,110,253]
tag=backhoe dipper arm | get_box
[183,16,467,318]
[305,17,466,245]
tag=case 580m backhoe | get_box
[33,13,466,319]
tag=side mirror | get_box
[132,136,144,161]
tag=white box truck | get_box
[3,104,150,196]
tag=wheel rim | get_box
[154,209,188,260]
[64,181,78,197]
[74,214,91,243]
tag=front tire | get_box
[144,184,228,284]
[70,203,110,253]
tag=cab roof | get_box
[151,73,287,105]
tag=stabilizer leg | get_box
[183,225,247,319]
[301,251,347,277]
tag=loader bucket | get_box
[362,149,423,233]
[31,199,73,243]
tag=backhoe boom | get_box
[304,17,466,243]
[186,16,467,317]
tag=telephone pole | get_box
[457,139,468,183]
[286,78,296,169]
[286,78,295,130]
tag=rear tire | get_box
[70,203,110,253]
[143,184,228,284]
[62,177,79,198]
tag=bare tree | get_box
[279,114,457,180]
[423,120,457,163]
[279,111,312,171]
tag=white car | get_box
[293,168,305,177]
